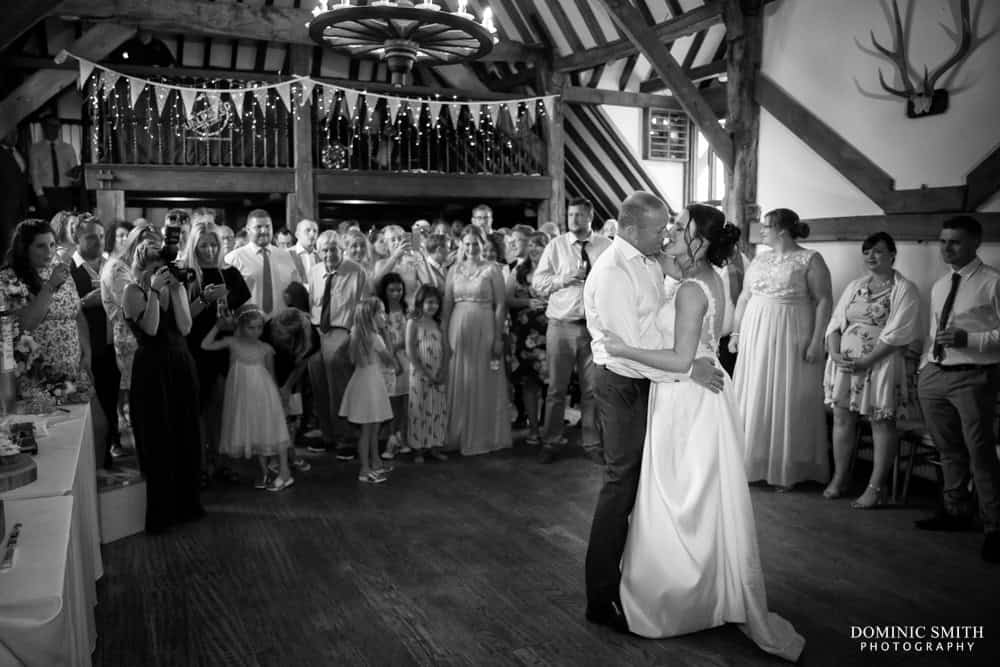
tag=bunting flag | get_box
[299,79,316,106]
[128,77,146,107]
[275,82,291,111]
[154,86,171,115]
[205,91,222,112]
[100,70,121,96]
[78,59,96,89]
[253,87,269,112]
[342,88,359,120]
[62,52,559,136]
[230,89,247,120]
[388,97,402,124]
[427,100,442,126]
[180,89,198,118]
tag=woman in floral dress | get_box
[823,232,920,508]
[506,232,549,444]
[1,219,90,404]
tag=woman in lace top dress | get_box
[442,226,511,455]
[730,208,833,490]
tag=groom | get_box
[582,192,726,631]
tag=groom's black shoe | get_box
[585,601,629,634]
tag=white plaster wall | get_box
[602,105,686,211]
[758,0,1000,322]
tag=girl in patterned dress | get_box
[341,297,398,483]
[406,285,449,463]
[378,272,410,459]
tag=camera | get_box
[159,224,193,284]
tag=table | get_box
[0,405,102,665]
[0,496,92,667]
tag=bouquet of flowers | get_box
[12,332,92,413]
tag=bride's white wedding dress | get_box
[619,278,805,662]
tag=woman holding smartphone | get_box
[181,221,251,486]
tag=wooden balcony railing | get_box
[84,78,293,168]
[85,78,547,177]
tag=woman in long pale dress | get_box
[730,208,833,490]
[442,226,511,455]
[602,206,804,662]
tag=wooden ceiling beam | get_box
[597,0,733,168]
[53,0,545,63]
[0,0,64,52]
[564,85,728,118]
[0,23,135,139]
[554,1,722,73]
[639,60,728,92]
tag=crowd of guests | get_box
[1,200,997,561]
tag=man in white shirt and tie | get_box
[225,210,302,319]
[29,116,78,216]
[306,230,367,456]
[582,191,724,629]
[914,215,1000,563]
[290,218,320,283]
[532,198,612,464]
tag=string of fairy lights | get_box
[63,50,553,173]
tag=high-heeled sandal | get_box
[851,484,884,509]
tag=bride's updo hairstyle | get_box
[764,207,810,239]
[687,204,741,268]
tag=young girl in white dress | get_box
[203,304,294,492]
[341,297,398,483]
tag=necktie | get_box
[260,247,273,313]
[933,272,962,361]
[579,240,591,275]
[320,273,334,333]
[50,142,60,187]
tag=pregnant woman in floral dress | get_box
[823,232,921,508]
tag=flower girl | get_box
[202,304,293,491]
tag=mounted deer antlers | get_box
[870,0,971,117]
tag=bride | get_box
[602,204,805,662]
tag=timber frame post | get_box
[723,0,764,251]
[286,45,317,226]
[540,65,566,230]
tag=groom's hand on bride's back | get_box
[691,358,725,393]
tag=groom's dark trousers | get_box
[585,366,651,617]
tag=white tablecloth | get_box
[0,404,102,665]
[1,405,102,582]
[0,496,93,667]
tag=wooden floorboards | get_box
[94,442,1000,667]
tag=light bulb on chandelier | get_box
[307,0,498,87]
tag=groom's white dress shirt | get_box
[584,236,685,383]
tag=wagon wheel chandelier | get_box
[308,0,498,87]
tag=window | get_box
[643,108,689,161]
